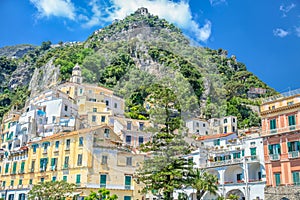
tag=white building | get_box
[179,132,266,200]
[208,116,237,135]
[186,118,209,135]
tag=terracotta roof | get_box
[196,132,236,141]
[29,125,113,143]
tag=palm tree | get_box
[188,168,218,200]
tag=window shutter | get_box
[287,142,292,152]
[268,145,273,154]
[125,176,131,186]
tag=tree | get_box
[84,188,118,200]
[27,181,76,200]
[136,83,194,200]
[228,194,239,200]
[41,41,52,51]
[188,168,218,200]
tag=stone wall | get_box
[265,186,300,200]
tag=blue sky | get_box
[0,0,299,92]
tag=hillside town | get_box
[0,64,299,200]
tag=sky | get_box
[0,0,299,92]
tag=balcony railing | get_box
[269,154,280,161]
[262,125,300,136]
[288,151,300,159]
[206,158,243,167]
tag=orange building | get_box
[261,90,300,199]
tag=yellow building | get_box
[58,64,125,128]
[0,126,145,200]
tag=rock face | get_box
[0,44,35,58]
[8,63,34,89]
[29,59,60,97]
[265,185,300,200]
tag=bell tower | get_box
[70,63,82,84]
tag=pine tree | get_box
[136,83,194,200]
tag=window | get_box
[29,179,33,185]
[66,139,71,149]
[101,116,106,123]
[213,139,220,146]
[288,101,294,106]
[250,141,256,145]
[124,197,131,200]
[138,136,144,145]
[105,100,109,106]
[196,122,199,127]
[127,122,132,130]
[250,148,257,156]
[104,129,110,138]
[126,135,132,144]
[64,105,68,112]
[293,172,300,185]
[77,154,83,166]
[268,144,281,155]
[270,119,277,130]
[288,115,296,130]
[139,122,144,131]
[100,174,107,188]
[2,181,5,187]
[79,137,83,146]
[5,163,9,173]
[19,179,24,186]
[274,173,281,186]
[287,141,300,152]
[125,176,132,190]
[92,115,96,122]
[79,88,83,94]
[31,161,35,172]
[224,126,227,133]
[8,194,14,200]
[51,158,57,170]
[114,103,117,108]
[32,144,38,153]
[20,161,25,173]
[233,152,241,159]
[12,162,17,174]
[63,176,67,182]
[232,126,235,132]
[52,176,57,182]
[76,174,81,184]
[55,141,59,149]
[203,123,206,127]
[64,156,69,169]
[10,180,14,186]
[102,155,108,165]
[41,177,45,183]
[126,157,132,166]
[224,118,228,123]
[237,173,242,181]
[89,90,92,94]
[52,116,56,123]
[40,158,48,171]
[93,108,97,112]
[233,118,236,123]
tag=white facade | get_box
[186,118,209,135]
[179,134,266,200]
[209,116,237,135]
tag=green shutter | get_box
[63,176,67,182]
[268,145,273,154]
[51,158,55,166]
[297,141,300,151]
[289,115,296,126]
[288,142,292,152]
[277,144,281,155]
[293,172,300,185]
[124,197,131,200]
[270,119,277,129]
[250,148,257,156]
[76,174,81,184]
[125,176,131,187]
[242,150,245,156]
[21,161,25,173]
[275,173,281,186]
[100,174,107,186]
[233,153,236,159]
[12,162,17,174]
[5,163,9,173]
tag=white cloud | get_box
[209,0,227,6]
[295,27,300,37]
[81,0,102,28]
[30,0,75,19]
[101,0,211,42]
[273,28,289,38]
[279,3,296,17]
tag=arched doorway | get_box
[226,189,245,200]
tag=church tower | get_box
[70,63,82,84]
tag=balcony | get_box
[288,151,300,159]
[245,155,259,162]
[85,183,134,190]
[206,158,243,167]
[262,125,300,136]
[269,154,280,161]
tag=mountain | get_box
[0,8,276,127]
